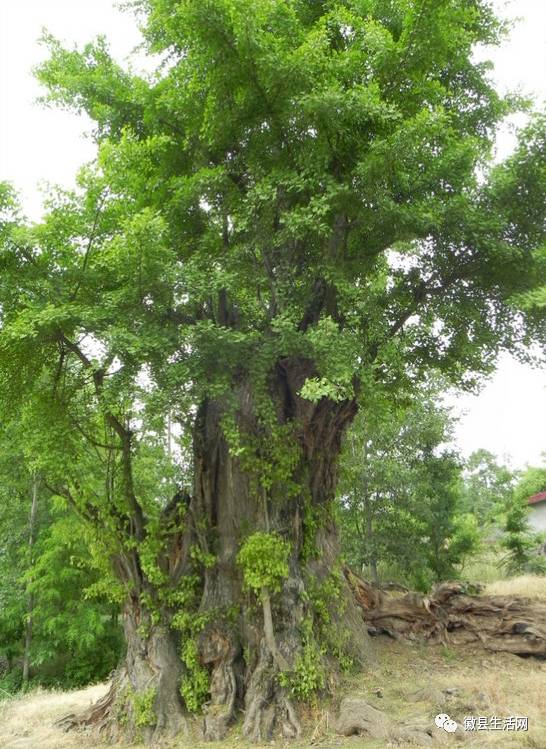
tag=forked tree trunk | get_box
[193,359,371,742]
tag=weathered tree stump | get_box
[345,567,546,657]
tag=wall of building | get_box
[529,502,546,533]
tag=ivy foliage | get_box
[279,616,326,700]
[237,532,290,594]
[133,687,158,728]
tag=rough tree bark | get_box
[194,358,371,742]
[56,335,190,742]
[346,568,546,657]
[57,356,370,743]
[56,594,186,742]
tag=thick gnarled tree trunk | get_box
[193,358,370,741]
[58,358,370,743]
[57,596,186,742]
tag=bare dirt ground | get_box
[342,638,546,748]
[1,637,544,749]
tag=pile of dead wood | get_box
[344,566,546,657]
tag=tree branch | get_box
[59,332,147,541]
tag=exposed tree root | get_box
[54,662,187,743]
[54,607,187,744]
[201,628,239,741]
[334,696,435,744]
[54,678,118,736]
[242,642,301,742]
[345,566,546,657]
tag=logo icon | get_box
[435,713,458,733]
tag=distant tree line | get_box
[336,381,546,590]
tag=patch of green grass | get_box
[440,645,457,663]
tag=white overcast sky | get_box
[0,0,545,469]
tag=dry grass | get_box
[0,684,134,749]
[353,638,546,747]
[1,639,545,749]
[485,574,546,600]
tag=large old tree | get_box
[0,0,545,742]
